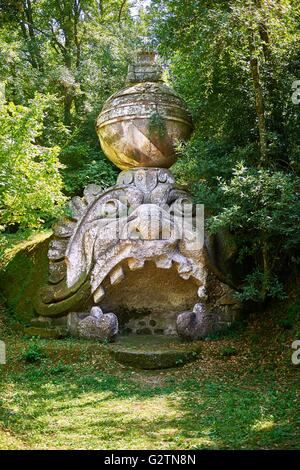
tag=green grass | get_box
[0,306,299,450]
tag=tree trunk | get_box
[22,0,43,70]
[255,0,285,142]
[62,10,74,128]
[64,93,73,127]
[261,239,270,302]
[249,31,268,167]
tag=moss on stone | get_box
[23,326,68,339]
[106,335,201,369]
[0,231,52,323]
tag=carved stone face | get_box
[35,168,206,319]
[35,167,241,339]
[65,168,206,302]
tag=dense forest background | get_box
[0,0,300,303]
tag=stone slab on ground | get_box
[105,335,201,369]
[24,326,68,339]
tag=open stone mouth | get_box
[90,251,205,305]
[64,201,207,306]
[35,175,208,321]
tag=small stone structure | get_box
[33,51,241,342]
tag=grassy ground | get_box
[0,302,299,450]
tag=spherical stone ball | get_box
[96,53,193,170]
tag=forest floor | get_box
[0,298,299,450]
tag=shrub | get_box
[60,143,117,196]
[21,341,45,363]
[0,94,66,229]
[208,165,300,301]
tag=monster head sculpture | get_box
[34,52,241,340]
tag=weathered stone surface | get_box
[176,303,217,340]
[29,316,53,328]
[0,231,52,322]
[106,335,201,369]
[48,239,69,261]
[34,279,92,317]
[31,52,243,340]
[4,53,244,343]
[68,196,87,220]
[35,164,241,339]
[24,326,67,339]
[83,184,103,205]
[40,273,86,304]
[96,51,193,170]
[176,290,242,340]
[77,307,118,341]
[52,218,75,238]
[48,260,66,284]
[67,311,89,336]
[110,348,199,369]
[205,230,239,286]
[102,262,198,335]
[65,168,206,303]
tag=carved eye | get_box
[158,170,167,183]
[99,199,119,218]
[122,172,133,185]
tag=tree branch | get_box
[118,0,127,23]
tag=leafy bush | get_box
[21,341,45,363]
[0,94,66,229]
[208,165,300,301]
[60,143,117,196]
[278,299,300,329]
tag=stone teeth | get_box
[155,257,172,269]
[48,239,68,261]
[52,218,75,238]
[128,258,145,270]
[93,285,105,303]
[197,286,208,301]
[110,265,125,285]
[179,272,192,280]
[177,262,191,274]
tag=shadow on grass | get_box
[1,353,299,449]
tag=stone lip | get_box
[106,335,201,370]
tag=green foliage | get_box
[148,111,167,138]
[208,165,300,300]
[0,0,145,228]
[152,0,300,301]
[60,143,117,196]
[218,346,237,359]
[236,271,287,303]
[21,340,45,363]
[0,94,66,229]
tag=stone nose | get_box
[127,204,163,240]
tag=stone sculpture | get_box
[96,50,193,170]
[34,51,241,342]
